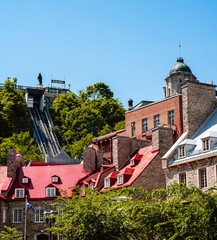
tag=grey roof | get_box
[47,149,80,164]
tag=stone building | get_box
[0,149,87,240]
[82,57,217,192]
[162,108,217,189]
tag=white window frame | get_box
[117,174,124,185]
[89,183,94,189]
[178,145,185,158]
[3,207,7,223]
[15,188,25,198]
[52,176,59,183]
[58,235,64,240]
[104,178,110,188]
[35,207,45,223]
[81,185,85,196]
[46,187,56,197]
[130,159,134,166]
[13,208,23,223]
[202,138,210,152]
[22,177,29,184]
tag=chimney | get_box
[7,149,17,178]
[152,127,173,157]
[128,99,133,111]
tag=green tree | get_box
[0,131,44,165]
[0,226,22,240]
[51,82,125,158]
[0,78,31,138]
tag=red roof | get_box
[3,164,87,200]
[101,146,159,191]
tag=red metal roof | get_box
[101,146,159,191]
[3,164,87,200]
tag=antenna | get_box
[179,41,181,57]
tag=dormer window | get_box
[178,145,185,158]
[117,174,123,185]
[202,138,210,152]
[104,178,110,188]
[130,160,134,166]
[52,176,59,183]
[22,177,29,184]
[15,188,25,198]
[101,166,104,172]
[89,183,94,189]
[46,187,56,197]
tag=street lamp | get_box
[43,210,58,240]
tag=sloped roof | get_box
[47,149,80,164]
[4,164,87,200]
[101,146,159,190]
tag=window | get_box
[90,183,94,189]
[58,235,64,240]
[3,207,7,223]
[102,147,105,152]
[179,173,186,184]
[131,122,135,137]
[13,208,23,223]
[199,168,207,188]
[168,110,174,126]
[46,187,56,197]
[178,146,185,158]
[81,185,85,196]
[35,208,44,223]
[52,176,59,183]
[117,175,123,185]
[22,177,28,184]
[154,115,160,127]
[130,160,134,166]
[142,118,148,134]
[15,188,24,198]
[202,138,210,152]
[104,178,110,188]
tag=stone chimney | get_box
[7,149,20,178]
[152,127,173,157]
[112,136,150,170]
[181,81,216,138]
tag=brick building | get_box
[82,57,217,192]
[0,149,87,240]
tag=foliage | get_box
[0,78,31,138]
[0,226,22,240]
[114,120,125,131]
[0,132,44,165]
[51,82,125,158]
[48,184,217,240]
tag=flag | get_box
[179,41,181,47]
[27,200,36,214]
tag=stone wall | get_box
[132,154,166,191]
[112,136,150,170]
[165,156,217,188]
[182,81,216,138]
[2,199,56,240]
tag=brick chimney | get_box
[152,127,173,157]
[112,136,150,170]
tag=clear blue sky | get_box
[1,0,217,108]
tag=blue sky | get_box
[1,1,217,108]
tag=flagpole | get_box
[24,195,27,240]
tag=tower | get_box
[163,57,197,98]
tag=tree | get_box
[51,82,125,158]
[48,184,217,240]
[0,131,44,165]
[0,226,22,240]
[0,78,31,138]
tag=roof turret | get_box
[169,57,192,75]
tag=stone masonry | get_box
[181,81,217,138]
